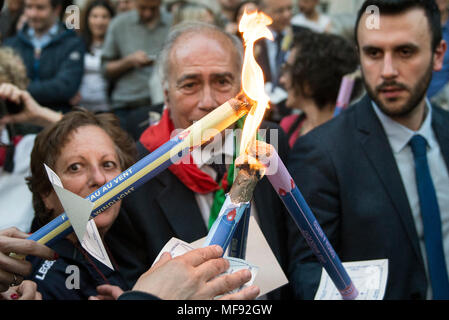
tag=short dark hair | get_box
[287,30,361,109]
[27,109,137,226]
[354,0,442,51]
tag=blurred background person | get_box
[279,30,361,147]
[256,0,293,122]
[291,0,332,33]
[224,0,259,35]
[3,0,85,116]
[72,0,115,112]
[0,0,25,43]
[101,0,171,129]
[114,0,135,13]
[164,0,186,14]
[0,47,35,233]
[216,0,242,29]
[171,1,217,26]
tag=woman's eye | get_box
[103,161,116,169]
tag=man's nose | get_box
[26,7,38,18]
[198,85,218,111]
[381,53,399,80]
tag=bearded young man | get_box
[288,0,449,300]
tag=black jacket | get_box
[106,122,297,299]
[27,237,129,300]
[4,22,85,112]
[287,95,449,299]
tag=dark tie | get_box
[410,134,449,299]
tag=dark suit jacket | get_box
[106,122,297,299]
[287,95,449,300]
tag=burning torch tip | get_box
[233,91,257,112]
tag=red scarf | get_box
[139,109,229,194]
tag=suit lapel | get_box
[432,107,449,170]
[355,97,422,260]
[155,172,208,243]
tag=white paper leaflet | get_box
[314,259,388,300]
[44,164,114,270]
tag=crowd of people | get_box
[0,0,449,301]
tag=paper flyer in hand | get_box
[153,237,258,296]
[44,164,114,270]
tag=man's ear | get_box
[433,40,447,72]
[163,88,170,105]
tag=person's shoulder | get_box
[54,24,85,47]
[303,104,359,144]
[280,113,300,131]
[110,10,138,29]
[3,31,24,46]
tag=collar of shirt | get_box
[191,130,234,171]
[371,99,436,154]
[27,22,59,49]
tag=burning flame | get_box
[239,10,273,156]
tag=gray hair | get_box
[157,21,244,90]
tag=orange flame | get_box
[239,10,273,156]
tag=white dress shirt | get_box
[372,101,449,298]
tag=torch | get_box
[250,141,358,300]
[27,94,253,246]
[203,9,272,251]
[204,10,359,300]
